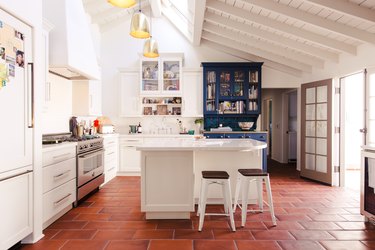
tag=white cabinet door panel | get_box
[119,71,141,117]
[0,172,33,250]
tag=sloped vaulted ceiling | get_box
[83,0,375,76]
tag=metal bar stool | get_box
[233,169,277,227]
[197,171,236,232]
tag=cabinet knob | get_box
[226,136,230,138]
[240,136,244,138]
[220,136,224,138]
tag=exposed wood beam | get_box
[83,1,109,15]
[161,3,192,42]
[205,12,339,63]
[239,0,375,45]
[94,1,149,25]
[206,0,356,55]
[202,31,312,72]
[203,22,324,69]
[149,0,162,17]
[304,0,375,24]
[192,0,206,45]
[99,13,133,32]
[201,39,303,77]
[92,7,128,24]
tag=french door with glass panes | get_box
[367,68,375,146]
[301,79,333,185]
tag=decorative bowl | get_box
[238,122,254,130]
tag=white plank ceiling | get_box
[83,0,375,76]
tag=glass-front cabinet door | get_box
[141,59,159,94]
[162,60,181,94]
[140,57,182,95]
[248,69,260,113]
[205,70,217,114]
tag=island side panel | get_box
[193,149,263,204]
[141,151,194,219]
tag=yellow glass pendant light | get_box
[130,1,150,39]
[107,0,136,8]
[143,36,159,58]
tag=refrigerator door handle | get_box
[27,62,34,128]
[0,170,33,182]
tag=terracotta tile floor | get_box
[20,160,375,250]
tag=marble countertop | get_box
[42,141,77,152]
[136,137,266,151]
[204,130,268,134]
[362,144,375,152]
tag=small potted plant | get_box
[194,118,204,134]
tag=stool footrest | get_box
[204,212,232,216]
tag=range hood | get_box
[43,0,100,80]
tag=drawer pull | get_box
[107,152,115,155]
[53,153,71,159]
[53,170,71,180]
[54,193,72,207]
[107,141,115,144]
[108,166,116,171]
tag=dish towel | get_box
[368,158,375,193]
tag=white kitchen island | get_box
[137,137,267,219]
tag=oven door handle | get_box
[78,148,104,158]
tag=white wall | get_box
[0,0,44,243]
[41,73,72,134]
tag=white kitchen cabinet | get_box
[119,69,141,117]
[140,55,183,96]
[102,134,119,184]
[42,19,53,113]
[182,69,203,117]
[119,137,143,175]
[43,179,76,224]
[0,171,33,250]
[42,143,77,229]
[72,80,102,116]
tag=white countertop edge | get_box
[99,133,120,138]
[136,145,266,151]
[136,138,267,151]
[362,145,375,151]
[120,134,196,138]
[42,141,77,152]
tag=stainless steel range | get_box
[42,133,105,206]
[75,137,104,206]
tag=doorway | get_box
[263,99,272,156]
[340,72,365,190]
[287,90,297,163]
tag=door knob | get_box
[359,128,367,133]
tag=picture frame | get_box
[157,105,168,115]
[172,107,181,115]
[143,107,152,115]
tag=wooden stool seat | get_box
[238,169,268,176]
[202,171,230,179]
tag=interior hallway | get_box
[20,160,374,250]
